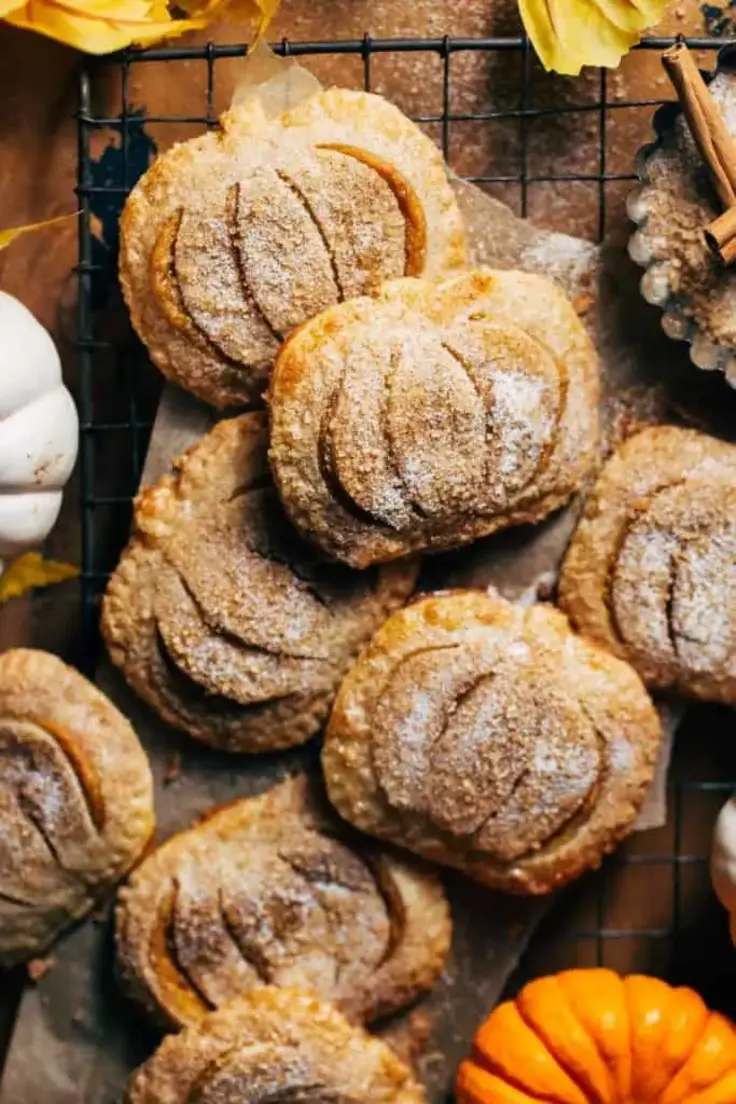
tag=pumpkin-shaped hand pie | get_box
[0,649,154,966]
[456,969,736,1104]
[559,425,736,704]
[102,413,417,753]
[116,774,450,1030]
[120,89,467,409]
[322,590,660,894]
[268,269,600,568]
[126,987,427,1104]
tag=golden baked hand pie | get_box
[126,987,427,1104]
[268,269,600,568]
[120,88,467,409]
[102,413,418,753]
[322,590,661,895]
[116,775,450,1030]
[0,649,154,966]
[559,425,736,703]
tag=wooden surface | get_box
[0,0,733,1087]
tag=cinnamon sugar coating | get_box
[126,987,427,1104]
[101,413,418,753]
[560,425,736,703]
[116,775,450,1030]
[120,89,467,409]
[268,268,600,568]
[322,590,661,895]
[0,649,154,966]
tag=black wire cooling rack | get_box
[75,33,736,1007]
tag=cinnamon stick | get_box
[662,41,736,265]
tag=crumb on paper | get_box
[164,752,182,786]
[604,382,668,456]
[406,1008,433,1056]
[27,957,54,983]
[380,1007,435,1072]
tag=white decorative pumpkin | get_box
[711,793,736,942]
[0,291,78,565]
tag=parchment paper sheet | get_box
[2,49,684,1104]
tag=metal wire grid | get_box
[75,33,736,1002]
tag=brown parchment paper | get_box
[2,48,686,1104]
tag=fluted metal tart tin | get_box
[628,45,736,385]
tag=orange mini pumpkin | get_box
[456,969,736,1104]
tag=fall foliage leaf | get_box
[0,212,78,251]
[0,553,78,604]
[2,0,280,54]
[178,0,278,38]
[519,0,668,76]
[3,0,204,53]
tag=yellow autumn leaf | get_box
[3,0,204,53]
[0,553,78,605]
[0,212,78,252]
[2,0,279,54]
[520,0,668,76]
[179,0,279,38]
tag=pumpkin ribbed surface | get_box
[120,88,467,409]
[559,426,736,704]
[456,969,736,1104]
[269,268,599,569]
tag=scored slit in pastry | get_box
[322,590,661,895]
[0,649,154,966]
[120,89,467,409]
[268,268,600,568]
[126,987,427,1104]
[559,425,736,703]
[101,413,418,753]
[116,774,450,1030]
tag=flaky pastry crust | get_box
[269,268,600,567]
[126,987,427,1103]
[0,648,154,965]
[116,774,450,1030]
[120,88,467,409]
[560,425,736,702]
[101,413,417,753]
[322,590,661,895]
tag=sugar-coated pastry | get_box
[126,987,427,1103]
[120,88,467,408]
[322,590,661,895]
[116,774,450,1030]
[560,425,736,703]
[0,648,154,966]
[269,269,600,568]
[102,413,418,753]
